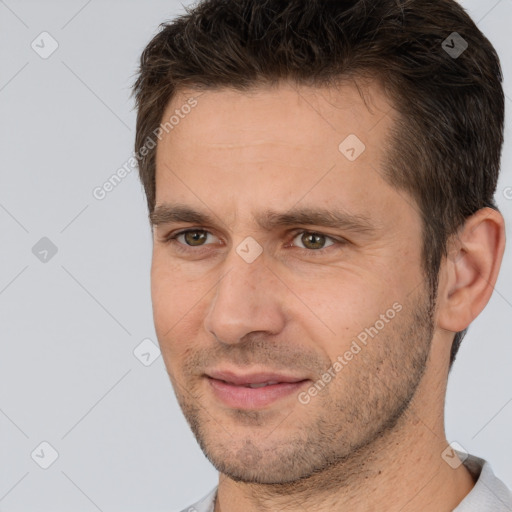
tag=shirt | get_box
[179,452,512,511]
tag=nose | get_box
[203,250,287,345]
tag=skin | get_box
[150,80,505,511]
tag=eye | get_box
[291,231,336,251]
[164,229,219,250]
[161,228,344,256]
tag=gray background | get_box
[0,1,511,511]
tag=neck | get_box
[214,365,475,512]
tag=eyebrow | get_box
[150,202,377,235]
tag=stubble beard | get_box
[168,281,436,491]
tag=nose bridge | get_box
[203,247,286,344]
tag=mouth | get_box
[205,369,310,409]
[235,381,282,388]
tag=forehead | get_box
[160,79,393,153]
[153,80,405,230]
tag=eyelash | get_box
[161,228,345,256]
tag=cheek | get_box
[292,273,403,355]
[151,259,188,336]
[151,256,209,353]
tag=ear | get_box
[437,207,506,333]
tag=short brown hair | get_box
[132,0,504,367]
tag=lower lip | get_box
[207,377,309,409]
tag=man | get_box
[132,0,512,510]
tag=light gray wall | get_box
[0,1,510,510]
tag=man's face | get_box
[151,81,436,484]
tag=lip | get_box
[207,369,308,386]
[205,369,310,409]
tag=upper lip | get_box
[206,369,309,386]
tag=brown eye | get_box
[181,230,210,246]
[163,228,220,255]
[292,231,335,250]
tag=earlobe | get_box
[437,207,506,333]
